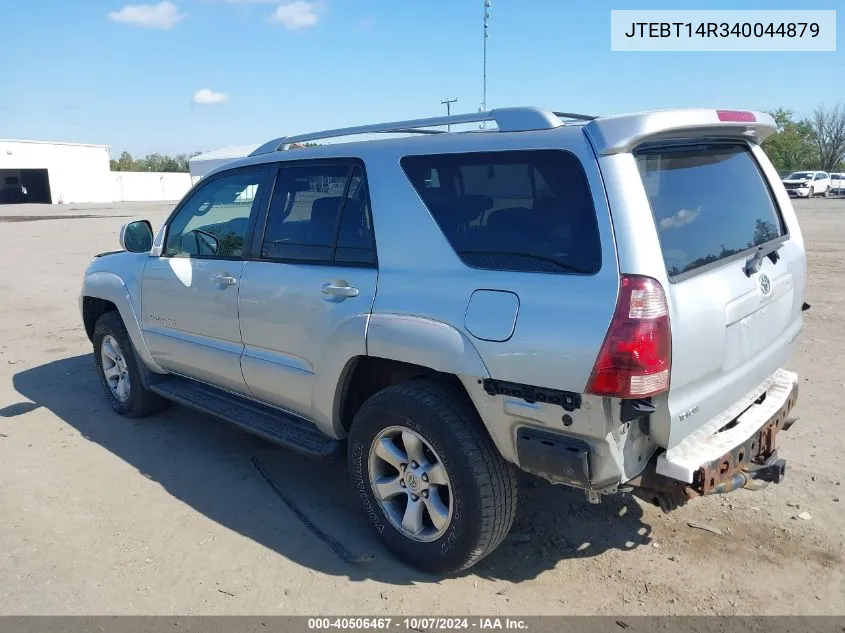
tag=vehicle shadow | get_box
[9,354,654,584]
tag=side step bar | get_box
[149,376,344,461]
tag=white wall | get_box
[112,172,192,202]
[0,140,112,204]
[0,140,194,204]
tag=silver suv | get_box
[80,107,808,573]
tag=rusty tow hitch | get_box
[629,376,799,514]
[705,451,787,495]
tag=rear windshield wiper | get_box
[457,250,592,274]
[743,240,783,276]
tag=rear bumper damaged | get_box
[630,369,799,512]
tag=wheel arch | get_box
[81,271,163,374]
[310,313,492,440]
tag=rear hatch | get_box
[587,111,807,458]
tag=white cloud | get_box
[193,89,228,105]
[269,1,321,30]
[659,207,700,230]
[108,1,186,28]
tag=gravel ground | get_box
[0,198,843,615]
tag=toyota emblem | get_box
[759,274,771,296]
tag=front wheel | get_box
[93,311,163,418]
[348,380,517,574]
[823,186,830,198]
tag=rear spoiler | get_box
[584,109,776,156]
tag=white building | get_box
[189,144,260,184]
[0,139,113,204]
[0,138,193,205]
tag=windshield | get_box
[637,143,785,278]
[785,172,813,180]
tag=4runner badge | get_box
[149,314,176,328]
[758,274,771,296]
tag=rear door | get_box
[633,141,805,449]
[237,161,378,420]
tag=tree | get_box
[118,151,135,171]
[109,151,201,173]
[762,109,817,173]
[807,103,845,172]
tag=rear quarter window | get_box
[400,150,602,275]
[636,143,785,278]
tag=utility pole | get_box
[441,97,458,131]
[482,0,491,128]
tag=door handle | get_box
[212,274,238,286]
[321,281,359,298]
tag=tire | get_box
[347,379,517,574]
[824,186,830,198]
[93,311,163,418]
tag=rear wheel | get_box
[348,380,517,574]
[93,311,163,418]
[824,186,830,198]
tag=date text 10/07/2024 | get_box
[307,618,528,631]
[624,22,820,38]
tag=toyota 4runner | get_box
[80,107,808,574]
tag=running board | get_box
[149,376,343,461]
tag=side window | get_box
[261,163,376,266]
[165,170,265,258]
[335,167,377,265]
[401,150,602,275]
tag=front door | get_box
[141,167,270,394]
[237,161,378,419]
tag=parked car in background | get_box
[830,172,845,195]
[0,183,29,204]
[782,171,831,198]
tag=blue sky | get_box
[1,0,841,157]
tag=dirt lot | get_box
[0,199,843,615]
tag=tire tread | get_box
[353,379,517,572]
[93,311,163,418]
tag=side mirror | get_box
[120,220,154,253]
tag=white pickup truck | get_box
[830,172,845,195]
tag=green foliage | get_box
[762,108,818,173]
[109,151,202,173]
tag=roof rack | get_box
[248,107,597,157]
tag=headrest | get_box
[486,207,531,231]
[311,196,342,230]
[423,191,490,223]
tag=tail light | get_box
[586,275,672,399]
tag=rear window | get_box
[400,150,601,275]
[636,144,784,278]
